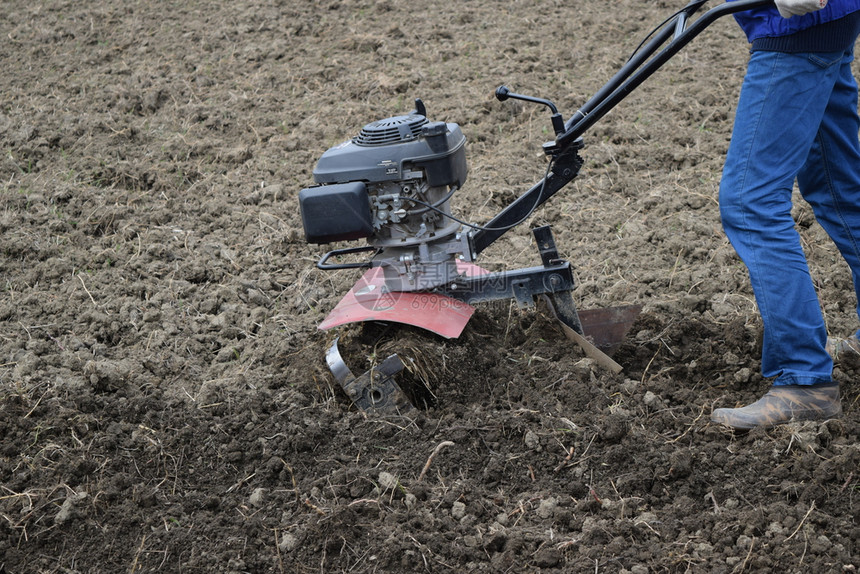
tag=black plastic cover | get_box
[299,181,373,244]
[313,121,467,187]
[416,139,467,188]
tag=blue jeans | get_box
[719,45,860,386]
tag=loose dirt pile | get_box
[1,0,857,572]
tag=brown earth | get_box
[1,0,858,572]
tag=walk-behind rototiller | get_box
[298,0,771,415]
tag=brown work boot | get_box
[826,333,860,368]
[711,383,841,430]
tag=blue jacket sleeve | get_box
[729,0,860,41]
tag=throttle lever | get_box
[495,86,565,136]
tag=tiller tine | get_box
[326,337,417,418]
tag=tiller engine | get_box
[298,0,771,415]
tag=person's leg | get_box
[718,49,846,388]
[713,49,847,429]
[797,47,860,333]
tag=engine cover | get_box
[299,106,472,292]
[312,115,467,189]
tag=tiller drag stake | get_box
[298,0,772,415]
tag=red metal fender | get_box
[318,261,489,339]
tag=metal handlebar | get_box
[473,0,774,255]
[557,0,775,147]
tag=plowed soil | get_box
[1,1,858,572]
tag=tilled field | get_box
[1,0,858,572]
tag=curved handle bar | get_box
[556,0,774,148]
[474,0,774,254]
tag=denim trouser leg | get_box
[797,49,860,335]
[719,48,860,386]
